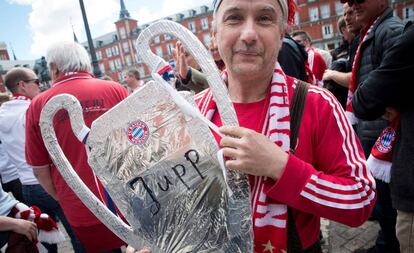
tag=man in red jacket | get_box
[195,0,376,252]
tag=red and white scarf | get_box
[11,202,65,252]
[196,62,292,252]
[346,19,378,125]
[367,116,399,183]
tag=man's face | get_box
[352,0,385,26]
[20,69,40,99]
[343,3,359,33]
[292,34,309,49]
[213,0,283,79]
[124,74,136,88]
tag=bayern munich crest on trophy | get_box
[127,120,149,145]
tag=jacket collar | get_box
[364,7,394,41]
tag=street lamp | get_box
[79,0,102,78]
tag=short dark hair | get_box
[4,67,33,93]
[291,30,312,42]
[127,69,140,80]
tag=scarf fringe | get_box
[367,155,392,183]
[38,229,66,244]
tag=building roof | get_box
[82,5,212,49]
[0,60,36,72]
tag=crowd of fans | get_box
[1,0,413,252]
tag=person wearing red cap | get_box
[192,0,376,252]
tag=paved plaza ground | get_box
[57,219,380,253]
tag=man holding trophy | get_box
[26,0,375,252]
[193,0,375,252]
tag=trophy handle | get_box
[135,20,239,127]
[39,94,139,248]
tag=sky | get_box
[0,0,211,60]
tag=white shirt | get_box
[0,140,19,183]
[0,99,38,185]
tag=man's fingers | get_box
[221,147,240,160]
[219,126,249,138]
[220,135,242,149]
[225,159,243,171]
[172,48,178,61]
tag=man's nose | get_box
[240,19,258,45]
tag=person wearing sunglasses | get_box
[339,0,404,252]
[0,67,86,253]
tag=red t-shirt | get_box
[211,97,268,142]
[25,72,129,227]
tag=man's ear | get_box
[211,31,217,45]
[49,63,58,80]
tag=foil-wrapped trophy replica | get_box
[39,21,253,252]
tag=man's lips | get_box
[234,51,261,56]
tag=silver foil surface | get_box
[39,20,253,252]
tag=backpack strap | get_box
[287,80,310,253]
[289,80,310,154]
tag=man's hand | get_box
[12,219,38,242]
[33,165,58,200]
[172,41,189,80]
[219,126,288,180]
[126,246,151,253]
[322,69,336,81]
[383,107,399,122]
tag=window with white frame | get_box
[123,42,129,53]
[403,6,414,20]
[166,43,174,55]
[119,27,126,39]
[164,34,171,40]
[106,48,112,58]
[109,60,115,71]
[188,22,196,33]
[201,18,209,30]
[156,47,163,57]
[126,55,132,66]
[309,7,319,21]
[96,51,102,60]
[335,1,343,16]
[322,24,333,39]
[115,58,122,69]
[112,45,119,56]
[154,36,160,44]
[294,12,300,25]
[320,4,330,19]
[203,34,211,47]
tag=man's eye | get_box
[225,14,242,23]
[258,15,274,24]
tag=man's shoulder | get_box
[288,77,340,110]
[374,12,404,38]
